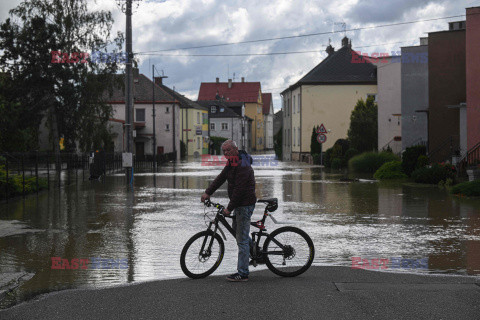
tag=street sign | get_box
[317,134,327,144]
[316,124,327,134]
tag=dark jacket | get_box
[205,150,256,211]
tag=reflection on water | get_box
[0,158,479,307]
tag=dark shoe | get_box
[226,273,248,282]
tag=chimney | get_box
[326,45,335,56]
[241,77,245,82]
[216,77,219,83]
[420,37,428,46]
[133,67,139,84]
[228,78,232,88]
[154,77,163,86]
[342,36,350,48]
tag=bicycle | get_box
[180,198,315,279]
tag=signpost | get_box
[316,123,328,166]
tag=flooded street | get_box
[1,158,480,306]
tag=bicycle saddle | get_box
[257,198,278,212]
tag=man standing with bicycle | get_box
[201,140,256,282]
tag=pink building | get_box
[466,7,480,156]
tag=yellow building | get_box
[198,78,265,151]
[281,37,378,161]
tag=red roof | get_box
[262,93,272,115]
[198,82,261,103]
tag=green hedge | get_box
[402,145,427,176]
[348,151,399,174]
[0,165,47,199]
[451,180,480,197]
[411,163,456,184]
[373,161,407,180]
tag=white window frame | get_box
[165,124,170,131]
[166,106,170,113]
[135,108,145,122]
[210,123,215,131]
[222,123,228,131]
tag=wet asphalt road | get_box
[1,266,479,320]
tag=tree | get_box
[0,0,124,154]
[274,126,282,159]
[347,97,378,153]
[310,126,321,155]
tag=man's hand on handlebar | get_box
[201,193,210,203]
[223,208,231,216]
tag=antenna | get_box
[334,22,347,37]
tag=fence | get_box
[0,151,176,201]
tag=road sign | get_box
[317,134,327,144]
[316,124,327,134]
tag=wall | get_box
[401,45,429,150]
[378,59,402,153]
[466,7,480,150]
[300,84,378,151]
[428,30,465,162]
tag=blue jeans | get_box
[232,204,255,277]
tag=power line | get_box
[134,14,467,54]
[136,40,418,58]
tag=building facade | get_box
[401,41,429,151]
[281,37,377,162]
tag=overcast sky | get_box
[1,0,479,111]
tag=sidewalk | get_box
[1,266,479,320]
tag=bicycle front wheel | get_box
[180,230,225,279]
[263,226,314,277]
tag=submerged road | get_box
[1,266,479,320]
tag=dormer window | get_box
[211,106,217,113]
[220,107,224,112]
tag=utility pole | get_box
[117,0,141,185]
[152,65,156,172]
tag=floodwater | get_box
[1,157,479,307]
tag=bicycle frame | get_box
[203,202,287,259]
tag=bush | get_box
[416,155,429,169]
[402,145,427,176]
[331,158,343,170]
[349,151,400,174]
[411,163,456,184]
[451,180,480,197]
[312,153,321,165]
[344,148,359,162]
[0,166,47,199]
[180,140,187,158]
[324,147,333,167]
[373,161,407,180]
[210,136,228,155]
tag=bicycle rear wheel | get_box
[180,230,225,279]
[263,226,314,277]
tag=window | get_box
[210,123,215,131]
[293,128,296,146]
[293,95,296,114]
[166,106,170,113]
[220,107,225,112]
[203,113,208,124]
[197,112,200,124]
[298,95,301,113]
[222,123,228,130]
[298,128,301,145]
[197,137,200,149]
[211,106,217,113]
[135,108,145,122]
[165,124,170,131]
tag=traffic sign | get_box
[317,134,327,144]
[316,124,327,134]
